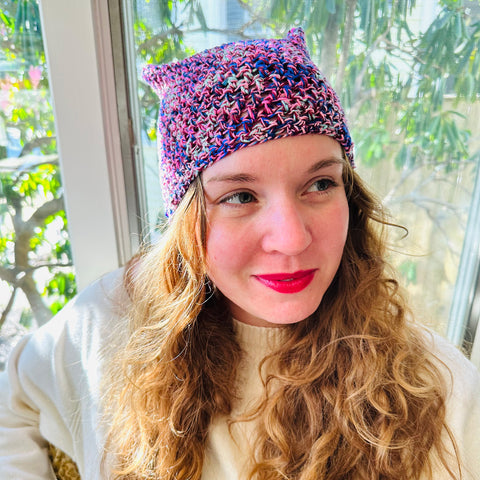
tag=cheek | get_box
[206,223,250,274]
[339,201,350,242]
[321,199,350,251]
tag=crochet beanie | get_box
[143,27,354,217]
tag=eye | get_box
[221,191,256,204]
[307,178,336,193]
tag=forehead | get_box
[202,134,345,182]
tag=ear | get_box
[142,62,184,93]
[286,27,308,53]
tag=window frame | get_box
[38,0,139,290]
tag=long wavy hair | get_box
[102,158,461,479]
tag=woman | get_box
[1,28,479,480]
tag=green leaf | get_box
[0,10,15,30]
[398,260,417,286]
[395,145,409,169]
[195,4,208,30]
[19,310,33,329]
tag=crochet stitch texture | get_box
[143,27,354,216]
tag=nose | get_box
[260,199,312,256]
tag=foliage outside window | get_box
[131,0,480,343]
[0,0,76,362]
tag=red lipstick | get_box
[255,269,317,294]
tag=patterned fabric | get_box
[143,27,354,216]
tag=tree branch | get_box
[19,136,57,157]
[26,262,73,273]
[382,158,476,205]
[137,25,256,54]
[26,196,65,231]
[320,9,340,79]
[0,154,59,173]
[0,265,17,285]
[0,286,17,332]
[20,274,53,326]
[336,0,357,92]
[5,195,66,327]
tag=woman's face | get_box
[202,134,349,327]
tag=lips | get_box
[255,269,317,294]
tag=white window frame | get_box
[38,0,137,290]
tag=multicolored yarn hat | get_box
[143,27,354,216]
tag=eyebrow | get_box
[204,157,345,185]
[306,157,345,175]
[204,173,257,184]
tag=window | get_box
[0,0,76,367]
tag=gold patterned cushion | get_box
[48,444,81,480]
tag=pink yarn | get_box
[143,27,354,216]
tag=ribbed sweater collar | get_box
[232,318,286,359]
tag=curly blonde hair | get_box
[102,163,460,479]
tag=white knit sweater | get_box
[0,268,479,479]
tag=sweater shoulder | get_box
[420,328,480,396]
[420,328,480,477]
[36,267,129,345]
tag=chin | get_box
[240,303,320,327]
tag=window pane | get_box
[0,0,76,369]
[124,0,480,348]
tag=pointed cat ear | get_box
[286,27,309,52]
[142,63,175,93]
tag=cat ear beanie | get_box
[143,27,353,217]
